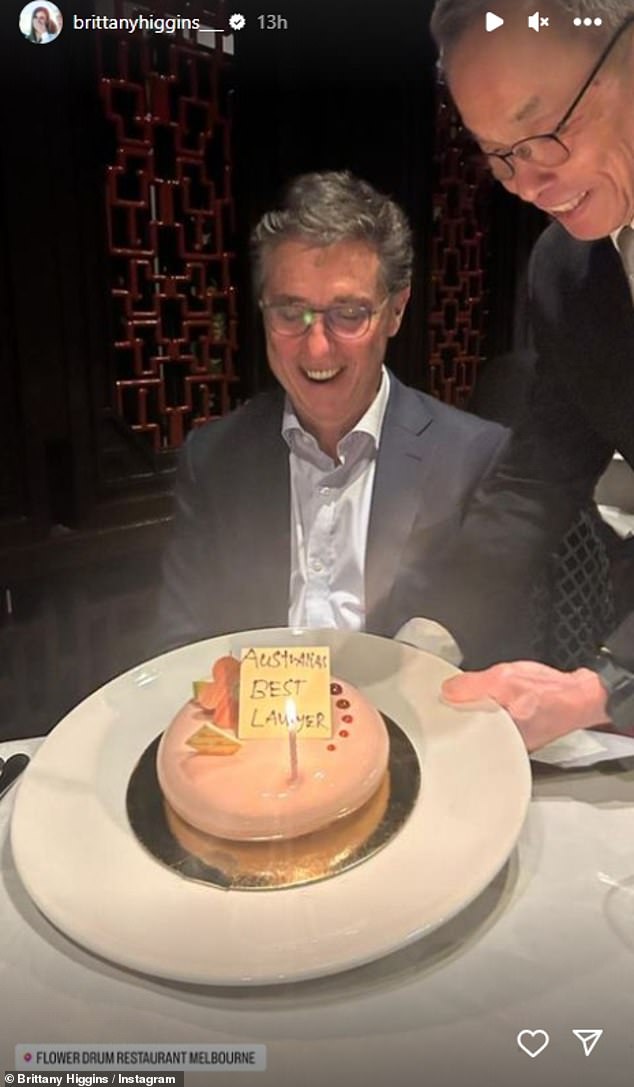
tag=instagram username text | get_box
[73,15,202,34]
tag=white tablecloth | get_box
[2,737,634,1087]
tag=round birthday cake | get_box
[157,655,390,842]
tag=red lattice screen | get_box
[428,78,493,407]
[98,3,238,452]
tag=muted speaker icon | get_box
[528,10,550,30]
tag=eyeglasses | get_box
[260,298,389,340]
[484,14,634,180]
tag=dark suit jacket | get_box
[156,373,507,652]
[434,222,634,669]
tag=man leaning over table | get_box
[156,170,507,653]
[426,0,634,748]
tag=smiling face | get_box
[446,21,634,239]
[32,10,48,34]
[260,239,409,457]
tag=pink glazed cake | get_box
[157,669,390,842]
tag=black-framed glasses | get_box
[259,298,389,340]
[484,14,634,180]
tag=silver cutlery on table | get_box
[0,754,30,801]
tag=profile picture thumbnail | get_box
[19,1,63,44]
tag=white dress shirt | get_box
[611,218,634,303]
[282,369,390,631]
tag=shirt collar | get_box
[611,217,634,252]
[281,367,391,456]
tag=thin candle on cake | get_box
[285,697,299,783]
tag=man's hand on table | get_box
[442,661,610,751]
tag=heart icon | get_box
[517,1029,550,1058]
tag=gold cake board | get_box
[127,717,420,891]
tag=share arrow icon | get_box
[572,1029,603,1056]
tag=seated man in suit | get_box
[157,170,507,651]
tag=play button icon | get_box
[486,11,505,30]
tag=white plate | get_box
[11,629,531,985]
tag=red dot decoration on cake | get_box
[342,714,353,724]
[338,730,349,738]
[330,683,343,695]
[327,743,336,751]
[336,699,350,709]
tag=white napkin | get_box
[597,503,634,539]
[532,728,634,768]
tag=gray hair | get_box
[431,0,634,56]
[251,171,413,297]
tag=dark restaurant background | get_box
[0,0,549,738]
